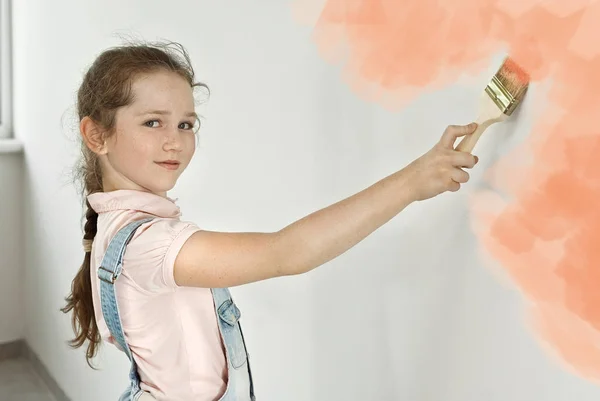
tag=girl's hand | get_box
[405,123,479,201]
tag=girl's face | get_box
[94,70,198,197]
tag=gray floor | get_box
[0,358,55,401]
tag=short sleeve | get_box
[122,218,201,292]
[161,221,201,288]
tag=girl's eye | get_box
[179,121,195,130]
[144,120,160,128]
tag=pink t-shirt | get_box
[87,189,228,400]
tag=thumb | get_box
[440,123,478,148]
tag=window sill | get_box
[0,139,24,154]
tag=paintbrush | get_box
[455,56,530,153]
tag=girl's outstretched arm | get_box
[173,123,478,288]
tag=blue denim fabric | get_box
[98,218,256,400]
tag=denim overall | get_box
[98,217,256,400]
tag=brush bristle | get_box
[495,57,530,101]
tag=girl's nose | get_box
[163,127,182,151]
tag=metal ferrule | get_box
[485,76,518,116]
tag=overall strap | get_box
[98,217,154,361]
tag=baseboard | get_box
[0,339,70,401]
[0,338,24,360]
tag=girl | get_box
[61,40,478,401]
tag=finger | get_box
[451,152,479,168]
[448,180,461,192]
[451,167,470,184]
[440,123,478,148]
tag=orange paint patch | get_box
[293,0,600,382]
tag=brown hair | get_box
[60,39,208,368]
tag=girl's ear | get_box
[80,116,108,155]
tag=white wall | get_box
[9,0,600,400]
[0,152,23,344]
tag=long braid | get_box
[61,155,103,368]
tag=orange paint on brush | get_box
[293,0,600,383]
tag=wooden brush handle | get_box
[455,92,508,153]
